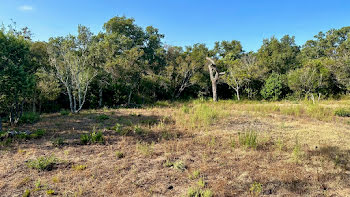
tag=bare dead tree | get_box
[206,57,224,102]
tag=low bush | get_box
[80,130,104,144]
[26,156,58,171]
[60,109,70,116]
[19,112,40,124]
[335,108,350,117]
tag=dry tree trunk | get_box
[206,57,220,102]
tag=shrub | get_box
[29,129,46,139]
[163,160,186,171]
[72,164,87,171]
[261,73,285,101]
[52,137,65,147]
[96,114,109,122]
[238,130,258,149]
[80,130,104,144]
[23,189,30,197]
[80,134,90,145]
[189,170,200,179]
[46,189,56,195]
[60,109,70,116]
[19,112,40,124]
[133,125,144,135]
[115,151,124,159]
[250,182,263,196]
[27,156,58,171]
[90,131,104,143]
[335,108,350,117]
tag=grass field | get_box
[1,99,350,196]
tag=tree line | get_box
[1,16,350,126]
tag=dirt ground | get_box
[1,100,350,197]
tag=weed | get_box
[30,129,46,139]
[115,151,124,159]
[163,160,186,171]
[275,138,284,151]
[136,142,154,156]
[189,170,200,179]
[52,137,65,147]
[335,108,350,117]
[197,178,206,188]
[90,131,104,143]
[292,138,303,163]
[250,182,263,196]
[23,189,30,197]
[72,164,87,171]
[46,189,55,195]
[27,156,58,171]
[112,123,123,133]
[187,187,213,197]
[133,125,144,135]
[238,130,258,149]
[96,114,109,122]
[80,129,104,144]
[80,134,90,145]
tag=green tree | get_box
[260,73,285,101]
[257,35,300,74]
[0,29,35,125]
[48,25,97,113]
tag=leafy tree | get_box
[223,53,258,100]
[260,73,285,101]
[0,29,35,125]
[288,59,330,103]
[48,25,97,113]
[257,35,300,74]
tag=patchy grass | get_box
[2,100,350,196]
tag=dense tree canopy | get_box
[1,16,350,126]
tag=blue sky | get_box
[0,0,349,51]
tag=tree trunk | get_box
[99,87,103,108]
[236,89,240,101]
[206,57,219,102]
[128,90,132,105]
[212,81,218,102]
[32,94,36,113]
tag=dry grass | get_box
[1,100,350,196]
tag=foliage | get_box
[238,130,258,149]
[335,108,350,117]
[19,112,40,124]
[261,73,285,100]
[26,156,58,171]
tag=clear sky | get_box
[0,0,349,51]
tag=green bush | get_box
[261,73,285,101]
[96,114,109,122]
[52,137,65,146]
[80,134,90,145]
[60,109,70,116]
[29,129,46,139]
[27,156,58,171]
[19,112,40,124]
[80,130,104,144]
[91,131,104,143]
[335,108,350,117]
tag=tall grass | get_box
[175,103,222,131]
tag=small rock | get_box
[168,185,173,190]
